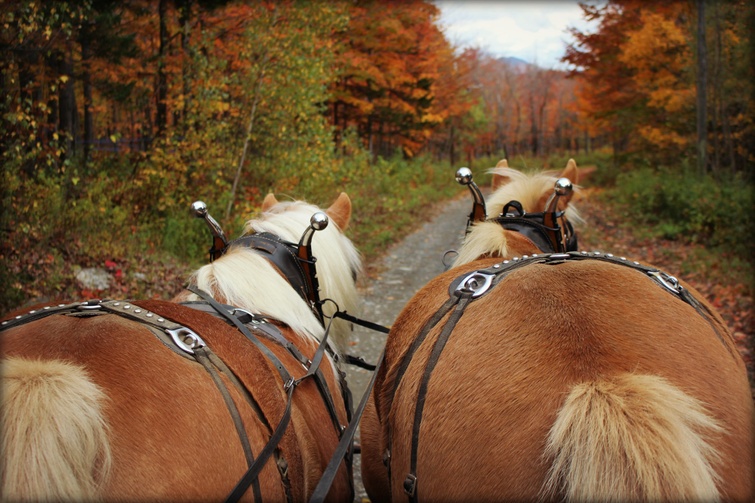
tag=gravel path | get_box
[344,193,471,502]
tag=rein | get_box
[384,251,735,503]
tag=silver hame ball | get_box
[554,178,573,195]
[455,167,473,185]
[310,212,329,231]
[191,201,208,217]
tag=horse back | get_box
[374,258,753,502]
[1,301,351,502]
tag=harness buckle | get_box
[403,474,417,497]
[230,307,264,325]
[648,270,682,294]
[78,300,103,310]
[166,327,207,355]
[284,378,296,391]
[456,271,495,298]
[382,448,391,467]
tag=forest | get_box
[1,0,753,314]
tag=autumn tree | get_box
[329,0,454,159]
[565,0,753,174]
[563,0,644,160]
[425,47,482,165]
[619,4,696,165]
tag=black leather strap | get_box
[194,347,264,502]
[404,290,473,501]
[382,294,459,492]
[334,309,391,334]
[188,286,293,385]
[308,349,386,503]
[226,384,296,502]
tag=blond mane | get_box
[453,166,583,267]
[185,199,362,355]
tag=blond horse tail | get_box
[1,357,111,502]
[541,373,722,502]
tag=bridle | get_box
[455,167,578,254]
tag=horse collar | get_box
[231,232,324,324]
[492,200,578,254]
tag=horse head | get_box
[179,193,362,355]
[453,159,585,266]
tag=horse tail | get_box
[541,373,723,502]
[1,357,112,501]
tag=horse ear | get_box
[560,159,579,186]
[262,193,278,212]
[491,159,510,190]
[326,192,352,231]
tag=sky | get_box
[434,1,597,69]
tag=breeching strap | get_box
[402,289,475,502]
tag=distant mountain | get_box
[497,56,531,69]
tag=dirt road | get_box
[344,193,471,502]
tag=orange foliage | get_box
[329,0,455,158]
[564,0,754,170]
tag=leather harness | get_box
[0,292,350,503]
[494,200,578,254]
[0,214,391,503]
[227,232,326,324]
[383,251,734,502]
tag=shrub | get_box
[609,167,753,259]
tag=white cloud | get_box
[434,1,595,69]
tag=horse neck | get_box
[185,244,358,356]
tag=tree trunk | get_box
[156,0,169,136]
[58,46,77,158]
[80,22,94,163]
[529,95,538,156]
[226,69,265,220]
[696,0,708,175]
[178,0,192,129]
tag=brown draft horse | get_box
[1,193,363,502]
[361,159,754,502]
